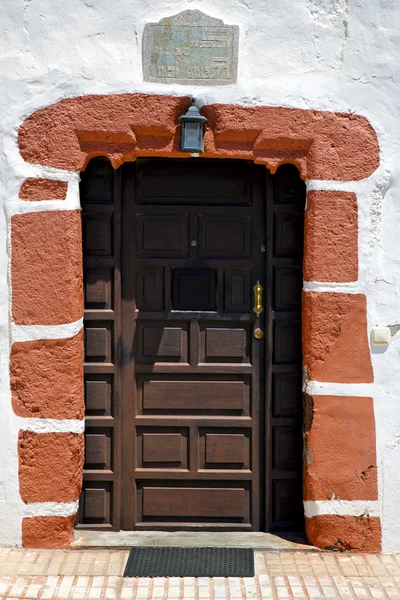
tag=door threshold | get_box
[73,531,318,552]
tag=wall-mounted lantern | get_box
[178,98,208,153]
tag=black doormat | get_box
[123,547,255,578]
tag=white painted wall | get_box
[0,0,400,551]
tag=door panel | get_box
[198,216,252,257]
[268,164,305,531]
[224,269,251,311]
[137,483,250,524]
[201,324,250,363]
[139,378,249,414]
[135,267,164,311]
[121,159,264,530]
[136,322,189,363]
[78,157,121,531]
[137,215,189,257]
[202,430,250,468]
[79,157,305,533]
[136,158,252,204]
[172,268,217,311]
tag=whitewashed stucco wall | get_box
[1,0,400,551]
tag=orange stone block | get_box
[18,94,379,180]
[11,332,84,419]
[304,395,378,500]
[19,178,68,201]
[305,515,381,552]
[204,104,380,181]
[304,191,358,282]
[302,292,373,383]
[22,515,75,549]
[19,432,84,503]
[11,210,83,325]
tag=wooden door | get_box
[267,164,305,531]
[121,159,265,530]
[78,158,305,533]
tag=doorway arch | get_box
[13,93,380,550]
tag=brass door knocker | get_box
[253,280,263,317]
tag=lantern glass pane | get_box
[185,122,200,147]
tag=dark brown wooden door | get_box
[78,158,305,533]
[268,165,305,531]
[121,159,265,530]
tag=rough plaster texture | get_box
[305,515,382,553]
[18,95,379,179]
[22,516,76,549]
[11,210,83,325]
[0,0,400,551]
[11,332,84,420]
[202,104,379,180]
[18,432,84,503]
[304,191,358,282]
[19,178,68,201]
[304,395,378,501]
[302,292,373,383]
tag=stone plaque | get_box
[143,10,239,86]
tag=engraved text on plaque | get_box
[143,10,239,86]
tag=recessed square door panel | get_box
[199,429,251,469]
[83,215,113,256]
[274,164,307,204]
[84,268,113,308]
[138,377,249,415]
[200,324,250,363]
[137,482,250,524]
[136,322,188,364]
[274,214,303,257]
[273,374,302,418]
[272,480,304,530]
[273,427,303,470]
[172,268,217,311]
[80,158,113,203]
[225,269,251,312]
[274,267,302,311]
[85,376,113,416]
[137,159,252,204]
[198,216,252,258]
[79,483,112,525]
[273,321,302,364]
[136,215,189,257]
[84,428,112,470]
[84,322,112,362]
[136,428,188,469]
[136,267,164,311]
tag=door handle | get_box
[253,280,263,317]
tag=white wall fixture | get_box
[371,326,391,346]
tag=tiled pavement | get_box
[1,549,400,599]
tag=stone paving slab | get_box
[2,573,400,599]
[73,531,312,551]
[1,550,400,599]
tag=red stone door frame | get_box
[11,94,381,550]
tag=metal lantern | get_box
[178,99,208,153]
